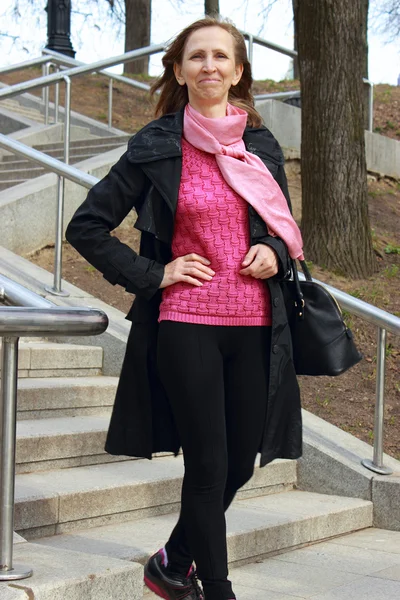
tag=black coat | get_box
[66,109,302,468]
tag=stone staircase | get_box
[0,98,46,124]
[2,337,373,598]
[0,134,131,191]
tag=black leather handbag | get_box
[281,259,362,376]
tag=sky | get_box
[1,0,399,85]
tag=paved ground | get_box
[144,528,400,599]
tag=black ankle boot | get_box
[144,549,204,600]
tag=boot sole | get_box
[144,573,171,599]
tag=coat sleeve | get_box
[255,164,293,281]
[65,152,164,300]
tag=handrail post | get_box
[247,34,254,68]
[361,327,393,475]
[45,76,71,297]
[108,78,113,129]
[54,66,60,124]
[0,336,33,581]
[363,78,374,132]
[368,81,374,133]
[43,62,50,125]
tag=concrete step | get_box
[216,528,400,600]
[1,541,142,600]
[34,490,373,568]
[1,143,129,163]
[33,135,131,151]
[14,456,297,538]
[0,341,103,379]
[0,160,46,171]
[16,376,117,420]
[0,153,102,172]
[0,99,45,122]
[0,166,46,179]
[16,415,113,473]
[0,178,28,190]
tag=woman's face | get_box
[174,26,243,113]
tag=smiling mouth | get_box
[199,79,221,83]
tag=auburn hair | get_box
[151,17,262,128]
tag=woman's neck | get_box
[188,99,228,118]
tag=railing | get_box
[0,134,97,297]
[0,274,108,581]
[303,275,400,475]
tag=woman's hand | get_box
[160,253,215,289]
[239,244,279,279]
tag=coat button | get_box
[273,297,279,307]
[272,345,279,354]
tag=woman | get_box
[66,17,303,600]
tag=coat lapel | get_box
[127,109,285,239]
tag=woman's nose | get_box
[202,57,216,72]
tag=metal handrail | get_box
[0,274,108,581]
[0,133,100,296]
[241,30,298,59]
[254,80,373,132]
[41,50,152,130]
[300,272,399,476]
[42,49,152,91]
[0,56,51,76]
[0,134,97,187]
[0,44,165,101]
[255,90,301,101]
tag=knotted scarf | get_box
[183,102,304,260]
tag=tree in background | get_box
[205,0,219,16]
[103,0,151,74]
[293,0,377,277]
[122,0,151,74]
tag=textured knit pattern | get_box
[159,139,271,326]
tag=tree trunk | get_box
[124,0,151,75]
[295,0,376,277]
[361,0,371,129]
[205,0,219,16]
[293,21,299,79]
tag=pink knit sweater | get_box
[158,139,271,326]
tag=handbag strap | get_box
[290,258,313,319]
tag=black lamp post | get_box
[45,0,76,57]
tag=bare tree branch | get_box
[371,0,400,43]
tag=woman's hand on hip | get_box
[159,253,215,288]
[239,244,278,279]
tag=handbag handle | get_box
[290,258,312,319]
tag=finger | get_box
[185,253,211,265]
[181,275,203,287]
[240,265,277,278]
[184,266,214,280]
[239,265,255,276]
[185,261,215,276]
[241,246,258,267]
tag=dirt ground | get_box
[3,67,400,460]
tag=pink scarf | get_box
[183,103,304,260]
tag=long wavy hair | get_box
[151,17,262,127]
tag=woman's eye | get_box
[216,53,228,58]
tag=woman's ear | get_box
[174,63,185,86]
[232,63,244,87]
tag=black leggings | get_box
[157,321,271,600]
